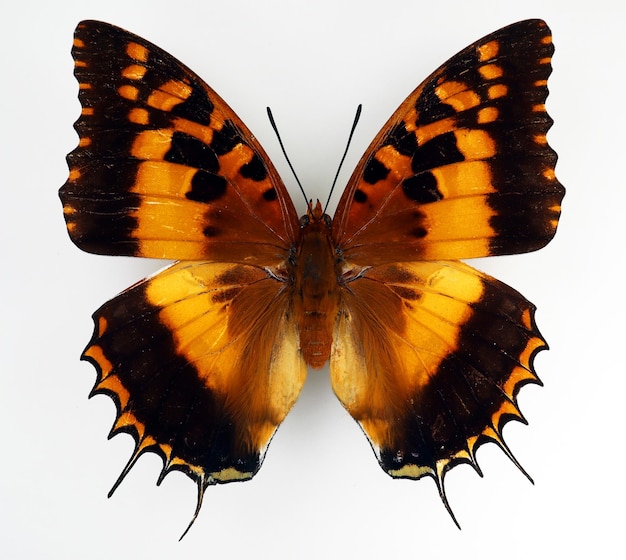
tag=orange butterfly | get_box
[60,19,564,534]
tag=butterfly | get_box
[60,19,564,534]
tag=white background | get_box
[1,1,620,558]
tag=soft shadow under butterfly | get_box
[60,19,564,536]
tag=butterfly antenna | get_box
[267,107,308,205]
[324,104,362,213]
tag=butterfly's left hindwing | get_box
[84,261,306,519]
[60,21,298,265]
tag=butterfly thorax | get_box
[291,201,341,369]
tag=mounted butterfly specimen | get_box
[60,19,564,534]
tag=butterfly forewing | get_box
[60,20,299,265]
[332,19,564,266]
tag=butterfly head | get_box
[300,200,332,230]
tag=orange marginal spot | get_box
[159,443,174,462]
[118,85,140,101]
[96,374,131,410]
[126,41,149,62]
[97,315,108,336]
[130,129,174,160]
[477,107,499,124]
[81,107,94,116]
[477,39,499,61]
[78,82,92,90]
[539,57,552,65]
[122,64,147,80]
[543,168,556,180]
[534,134,548,145]
[74,60,87,68]
[520,308,533,330]
[534,79,548,87]
[488,84,508,99]
[136,434,158,451]
[491,400,523,431]
[84,345,114,377]
[73,37,85,48]
[541,34,553,44]
[68,168,81,181]
[128,108,150,125]
[78,137,92,147]
[479,63,504,80]
[532,103,546,113]
[113,411,145,439]
[502,365,535,398]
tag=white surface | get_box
[1,1,620,558]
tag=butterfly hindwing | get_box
[332,19,564,266]
[331,261,543,506]
[84,260,306,521]
[60,20,299,265]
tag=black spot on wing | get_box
[363,157,390,184]
[262,188,277,201]
[411,132,464,174]
[354,189,368,203]
[388,123,419,156]
[239,153,268,181]
[187,170,227,202]
[166,132,219,171]
[402,173,442,203]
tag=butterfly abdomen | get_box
[293,203,340,368]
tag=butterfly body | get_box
[291,201,340,369]
[60,19,564,532]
